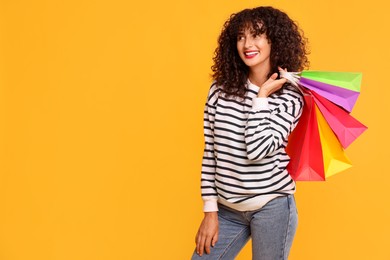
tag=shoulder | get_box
[206,81,221,105]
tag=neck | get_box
[248,63,271,87]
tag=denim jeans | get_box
[191,195,298,260]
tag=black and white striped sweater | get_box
[201,80,303,212]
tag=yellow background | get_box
[0,0,388,259]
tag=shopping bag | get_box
[286,92,325,181]
[281,70,366,181]
[301,71,362,92]
[315,105,352,178]
[281,70,363,112]
[312,90,368,148]
[299,77,360,113]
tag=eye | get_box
[237,35,245,41]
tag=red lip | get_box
[244,51,259,59]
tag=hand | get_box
[195,212,219,256]
[258,67,288,97]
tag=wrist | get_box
[258,89,268,98]
[204,211,218,218]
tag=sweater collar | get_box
[247,79,260,92]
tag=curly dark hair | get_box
[211,6,310,98]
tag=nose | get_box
[244,37,254,48]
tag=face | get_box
[236,27,271,72]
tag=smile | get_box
[244,51,259,59]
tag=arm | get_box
[245,93,303,161]
[195,84,220,256]
[200,84,219,212]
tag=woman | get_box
[191,6,309,260]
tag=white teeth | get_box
[245,52,258,56]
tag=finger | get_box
[270,72,278,79]
[204,236,212,254]
[263,73,278,85]
[268,78,286,89]
[276,78,287,89]
[267,78,287,95]
[197,235,205,256]
[212,232,219,247]
[196,235,201,255]
[195,231,199,244]
[196,232,200,254]
[278,78,287,84]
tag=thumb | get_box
[263,73,278,86]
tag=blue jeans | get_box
[191,195,298,260]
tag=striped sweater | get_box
[201,80,304,212]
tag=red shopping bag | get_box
[286,91,325,181]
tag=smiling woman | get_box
[211,7,309,100]
[236,31,271,78]
[191,6,310,260]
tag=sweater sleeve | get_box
[200,84,219,212]
[245,94,303,161]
